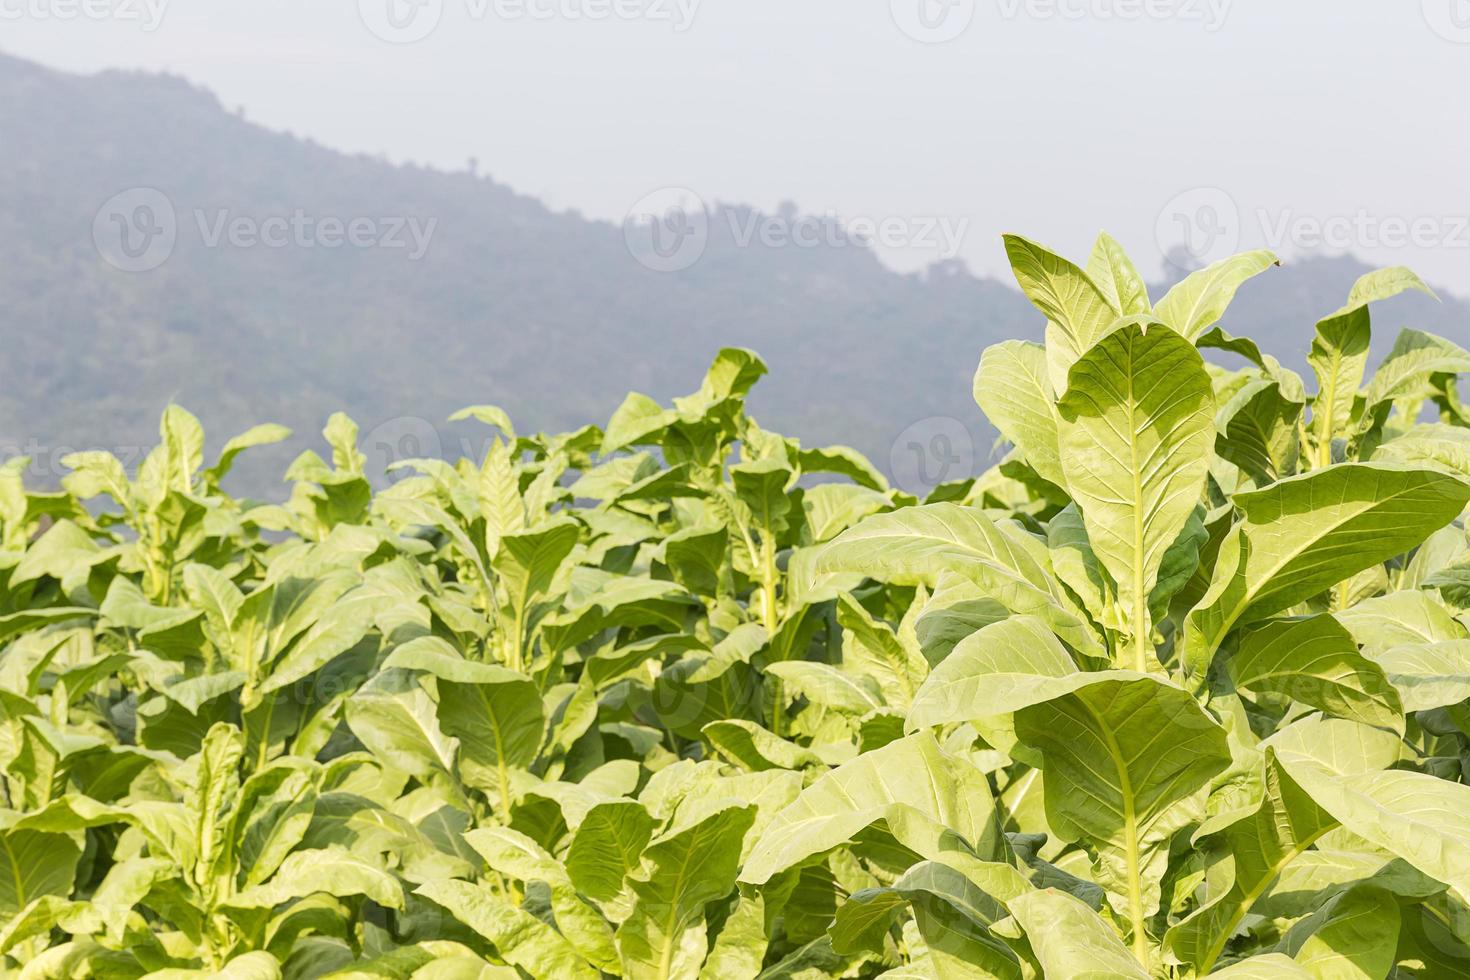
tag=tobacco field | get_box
[5,234,1470,979]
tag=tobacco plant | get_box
[1,234,1469,980]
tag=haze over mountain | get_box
[2,51,1465,496]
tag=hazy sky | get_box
[7,1,1470,294]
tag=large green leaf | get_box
[222,847,403,911]
[386,647,546,815]
[1273,716,1470,899]
[1216,379,1303,486]
[0,829,80,920]
[1007,888,1149,979]
[617,804,756,980]
[1056,320,1216,667]
[1154,250,1279,342]
[914,660,1230,951]
[740,733,1001,886]
[1183,463,1470,681]
[973,340,1065,490]
[1280,885,1399,980]
[417,878,597,980]
[833,858,1024,978]
[1002,234,1121,389]
[1085,231,1151,317]
[1227,615,1402,731]
[1165,751,1337,973]
[907,616,1076,732]
[808,505,1102,658]
[1371,640,1470,712]
[566,800,654,903]
[344,670,462,804]
[1361,328,1470,418]
[1308,268,1435,467]
[463,827,618,973]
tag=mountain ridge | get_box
[2,49,1465,495]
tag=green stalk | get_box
[1197,823,1336,974]
[759,534,783,737]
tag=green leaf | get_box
[1165,751,1337,973]
[1362,329,1470,417]
[206,423,292,486]
[907,616,1076,732]
[809,504,1103,658]
[1281,885,1400,980]
[617,803,757,980]
[0,828,80,919]
[974,340,1065,490]
[1372,640,1470,712]
[450,404,517,441]
[1336,589,1467,656]
[417,878,598,980]
[741,733,1000,886]
[223,847,403,911]
[566,800,654,903]
[730,456,794,535]
[463,827,618,973]
[1183,463,1470,681]
[1085,231,1151,317]
[702,719,833,772]
[1206,955,1314,979]
[1015,677,1230,935]
[1273,717,1470,899]
[494,517,581,613]
[1154,250,1278,341]
[435,666,545,812]
[1216,379,1303,486]
[1057,320,1216,666]
[1308,267,1435,466]
[1374,423,1470,481]
[1007,888,1149,979]
[154,952,284,979]
[1227,615,1403,731]
[913,657,1230,949]
[1002,233,1120,390]
[344,670,461,804]
[831,856,1023,971]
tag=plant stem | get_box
[759,534,783,737]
